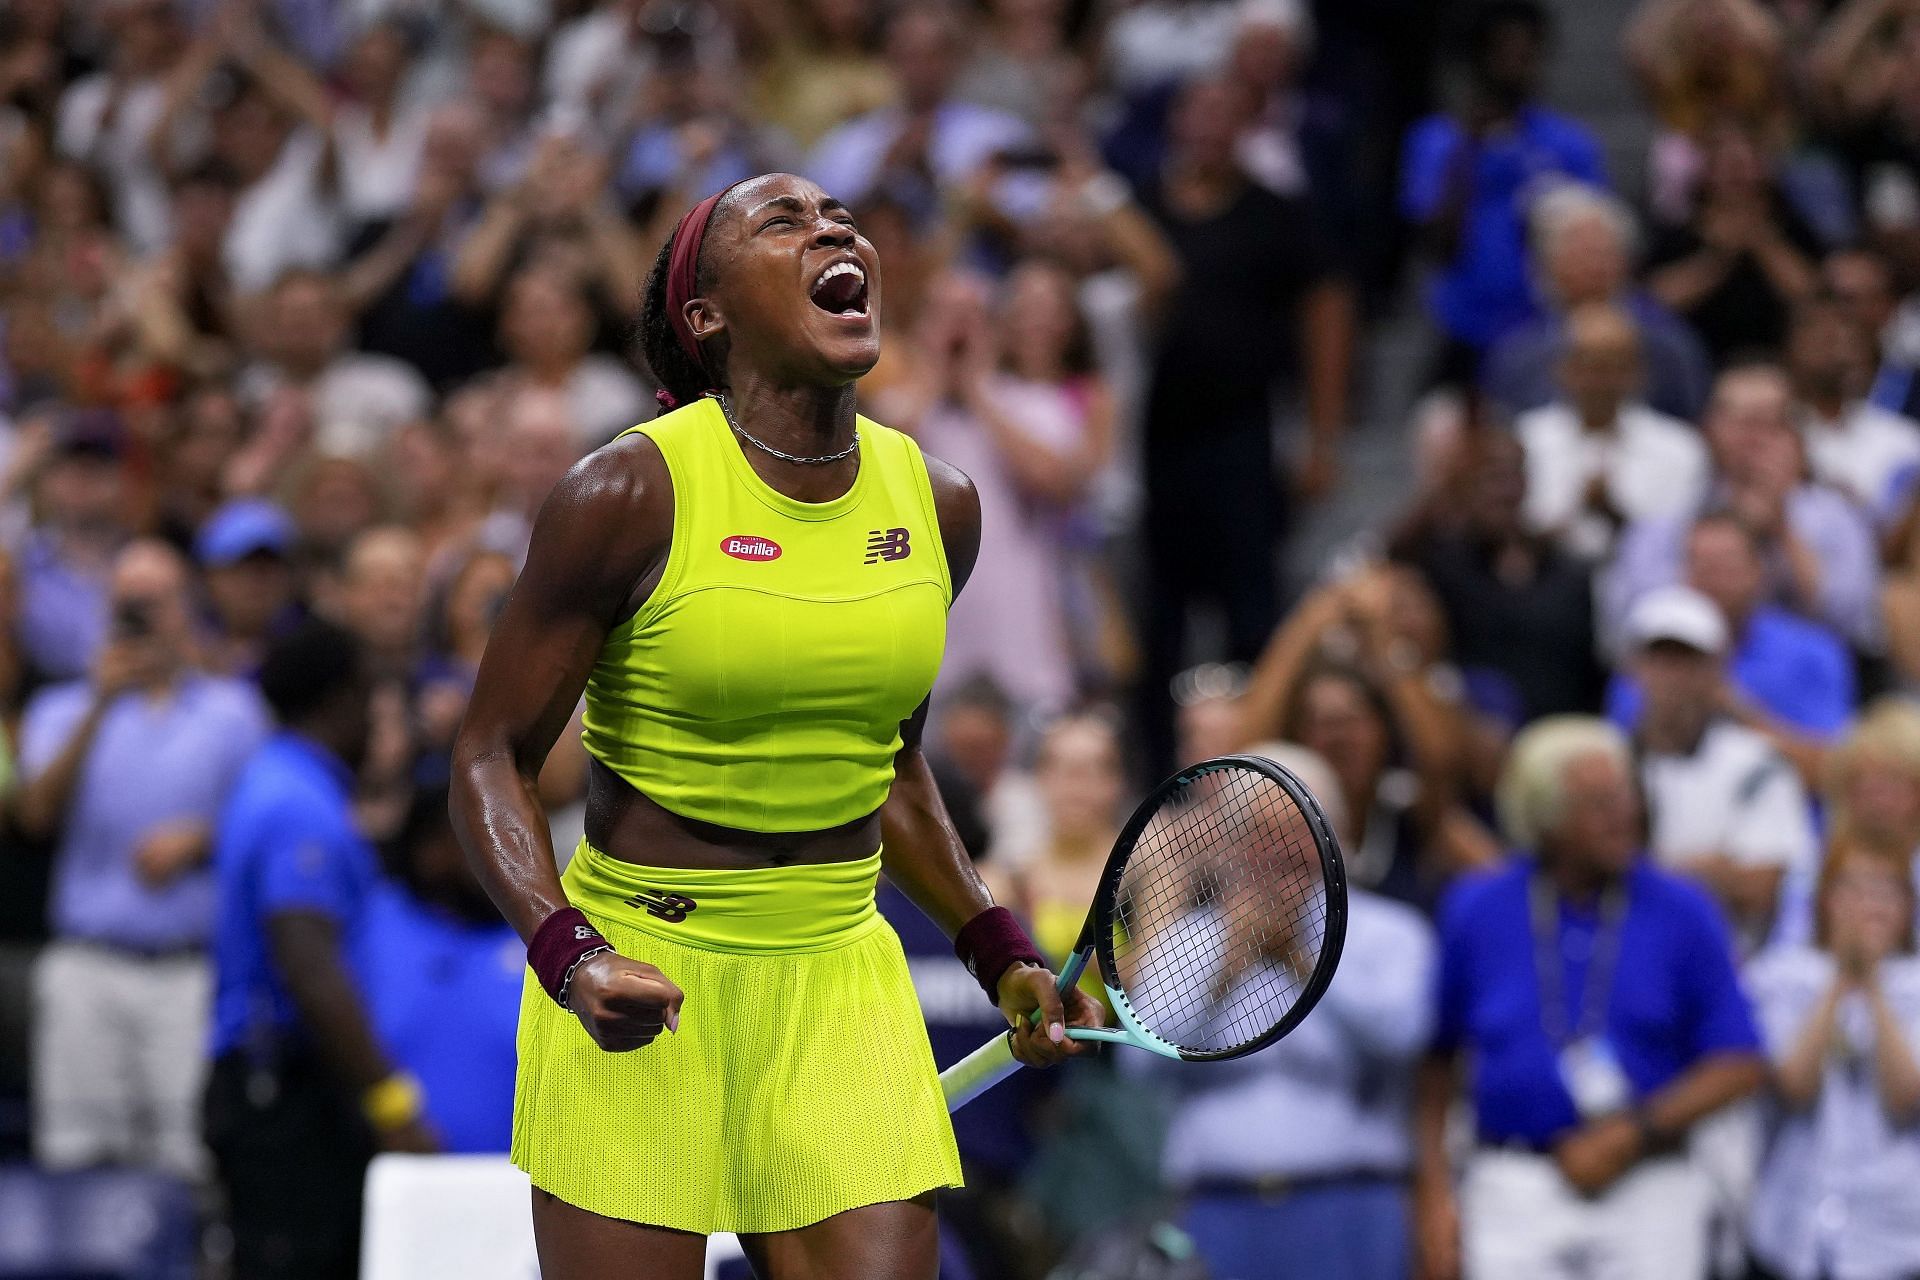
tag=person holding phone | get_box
[17,538,268,1180]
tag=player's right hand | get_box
[567,952,685,1052]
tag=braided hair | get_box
[637,209,735,412]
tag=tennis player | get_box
[451,172,1102,1280]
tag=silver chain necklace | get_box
[713,393,859,466]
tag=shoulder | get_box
[1436,860,1527,937]
[23,680,92,729]
[1526,108,1603,152]
[1750,606,1847,662]
[1404,114,1460,154]
[525,428,674,582]
[1516,403,1573,444]
[1630,861,1729,933]
[914,446,981,591]
[1745,944,1829,1000]
[1626,405,1709,451]
[187,674,270,720]
[1351,889,1436,953]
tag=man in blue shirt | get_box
[1401,0,1607,382]
[18,539,268,1180]
[357,785,521,1154]
[1607,513,1856,784]
[205,620,435,1280]
[1413,717,1764,1280]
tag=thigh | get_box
[32,943,130,1168]
[532,1188,709,1280]
[740,1193,939,1280]
[1461,1154,1579,1280]
[1593,1160,1710,1280]
[131,957,212,1178]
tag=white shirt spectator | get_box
[1747,948,1920,1280]
[1146,889,1433,1183]
[806,103,1028,211]
[57,74,171,253]
[560,356,651,448]
[542,8,654,135]
[225,128,342,294]
[1803,401,1920,523]
[1518,400,1710,560]
[1102,1,1238,96]
[332,101,432,225]
[1639,719,1816,877]
[242,355,433,457]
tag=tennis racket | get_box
[941,753,1348,1111]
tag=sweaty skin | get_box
[450,173,1100,1280]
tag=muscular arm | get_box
[879,456,1099,1063]
[879,456,988,936]
[450,439,670,941]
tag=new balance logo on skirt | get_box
[865,528,911,563]
[625,889,698,923]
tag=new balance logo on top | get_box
[625,889,698,923]
[864,527,911,563]
[573,925,596,941]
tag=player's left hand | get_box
[997,963,1104,1068]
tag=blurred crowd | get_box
[15,0,1920,1277]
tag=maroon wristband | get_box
[529,907,609,1005]
[954,906,1045,1003]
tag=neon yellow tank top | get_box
[581,398,951,833]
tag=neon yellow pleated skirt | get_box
[511,839,963,1234]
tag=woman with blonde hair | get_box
[1825,698,1920,862]
[1746,839,1920,1280]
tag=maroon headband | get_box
[663,181,749,388]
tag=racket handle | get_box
[940,1031,1021,1113]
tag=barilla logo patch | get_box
[720,535,782,562]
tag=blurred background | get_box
[6,0,1920,1276]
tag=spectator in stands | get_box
[1807,0,1920,258]
[337,525,428,683]
[358,785,520,1153]
[16,539,267,1179]
[194,498,300,678]
[1153,742,1433,1280]
[330,21,429,232]
[206,620,436,1280]
[1135,73,1356,768]
[1223,0,1318,200]
[54,0,180,254]
[1483,184,1711,422]
[1415,716,1765,1280]
[1623,0,1788,226]
[1824,699,1920,869]
[1605,363,1881,653]
[116,160,242,385]
[1515,303,1709,561]
[1645,122,1821,366]
[1238,566,1498,905]
[149,12,341,295]
[881,270,1076,716]
[1615,586,1816,949]
[493,265,649,448]
[1822,246,1920,425]
[735,0,892,154]
[987,712,1126,970]
[12,410,132,683]
[1787,293,1920,524]
[1400,0,1607,384]
[807,6,1029,221]
[1746,840,1920,1280]
[1393,428,1608,724]
[930,673,1044,868]
[238,268,432,459]
[1610,515,1855,787]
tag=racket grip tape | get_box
[939,1031,1022,1112]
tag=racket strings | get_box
[1108,767,1331,1055]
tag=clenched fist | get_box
[566,951,685,1052]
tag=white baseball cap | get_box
[1626,585,1728,656]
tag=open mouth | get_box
[809,261,869,317]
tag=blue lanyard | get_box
[1528,872,1628,1048]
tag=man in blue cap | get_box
[195,499,303,677]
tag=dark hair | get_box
[638,217,724,410]
[258,618,366,725]
[1283,660,1401,752]
[383,781,455,879]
